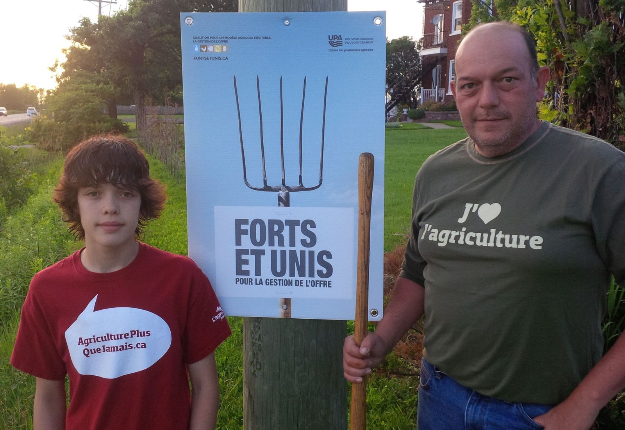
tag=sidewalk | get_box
[419,122,454,129]
[390,119,456,129]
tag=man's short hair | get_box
[54,134,167,239]
[468,21,540,75]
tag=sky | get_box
[0,0,423,91]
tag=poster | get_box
[181,11,385,320]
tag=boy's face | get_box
[77,183,141,251]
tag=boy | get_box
[11,135,231,430]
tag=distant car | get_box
[26,107,37,116]
[0,107,7,116]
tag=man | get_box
[343,21,625,429]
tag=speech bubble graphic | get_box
[65,295,172,379]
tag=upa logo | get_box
[328,35,343,47]
[65,295,172,379]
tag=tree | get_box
[468,0,625,145]
[53,17,123,119]
[386,37,421,109]
[97,0,236,130]
[30,72,128,152]
[0,84,41,111]
[55,0,237,131]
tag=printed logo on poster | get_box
[328,35,343,47]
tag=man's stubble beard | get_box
[465,104,539,151]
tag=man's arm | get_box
[343,276,425,383]
[33,377,65,430]
[534,332,625,430]
[188,352,220,430]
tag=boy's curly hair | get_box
[54,134,167,240]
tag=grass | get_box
[603,279,625,353]
[385,122,431,130]
[0,316,36,430]
[0,123,30,138]
[0,155,77,430]
[384,127,468,252]
[433,120,464,127]
[141,154,188,255]
[125,121,138,138]
[0,157,76,327]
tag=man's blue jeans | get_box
[418,358,553,430]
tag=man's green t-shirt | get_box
[401,121,625,405]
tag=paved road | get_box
[0,113,33,127]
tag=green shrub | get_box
[604,279,625,353]
[29,74,130,152]
[0,146,52,217]
[0,125,56,219]
[408,109,426,120]
[420,100,457,112]
[0,124,32,147]
[0,157,76,330]
[597,394,625,429]
[0,147,32,212]
[28,117,129,153]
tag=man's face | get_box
[451,26,549,157]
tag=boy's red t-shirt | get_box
[11,243,231,430]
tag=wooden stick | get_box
[350,152,374,430]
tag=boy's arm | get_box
[34,377,66,430]
[188,352,220,430]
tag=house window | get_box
[448,60,456,94]
[451,2,462,34]
[433,14,444,45]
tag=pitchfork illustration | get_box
[234,75,329,317]
[234,75,329,208]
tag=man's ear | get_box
[450,79,457,99]
[534,66,550,102]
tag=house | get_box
[418,0,475,104]
[385,0,492,115]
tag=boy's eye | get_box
[121,191,135,198]
[86,190,99,197]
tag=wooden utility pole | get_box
[239,3,348,429]
[240,0,346,11]
[84,0,117,18]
